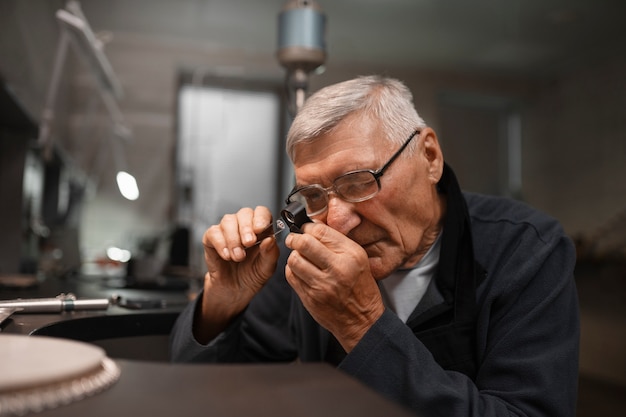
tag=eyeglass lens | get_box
[291,170,380,215]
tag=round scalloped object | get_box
[0,335,120,416]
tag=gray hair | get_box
[286,75,426,161]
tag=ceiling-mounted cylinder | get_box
[277,0,327,73]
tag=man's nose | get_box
[324,195,361,235]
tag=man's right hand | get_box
[193,206,281,344]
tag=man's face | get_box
[291,115,445,279]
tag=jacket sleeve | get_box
[339,234,580,417]
[169,253,299,364]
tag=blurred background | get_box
[0,1,624,415]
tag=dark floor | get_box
[577,374,626,417]
[575,260,626,417]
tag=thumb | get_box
[253,237,281,278]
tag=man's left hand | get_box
[285,223,385,352]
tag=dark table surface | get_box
[1,275,415,417]
[31,360,415,417]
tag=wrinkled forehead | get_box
[291,114,387,165]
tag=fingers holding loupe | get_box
[251,220,287,247]
[250,201,312,248]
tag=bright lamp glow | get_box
[116,171,139,201]
[106,246,131,262]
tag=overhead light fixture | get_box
[110,125,139,201]
[39,1,124,160]
[277,0,327,116]
[115,171,139,201]
[40,1,139,201]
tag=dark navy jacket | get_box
[170,165,580,417]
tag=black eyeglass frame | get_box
[285,129,421,216]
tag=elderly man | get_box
[170,76,579,416]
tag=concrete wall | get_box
[524,57,626,241]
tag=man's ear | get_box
[421,128,444,184]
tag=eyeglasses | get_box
[286,130,421,216]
